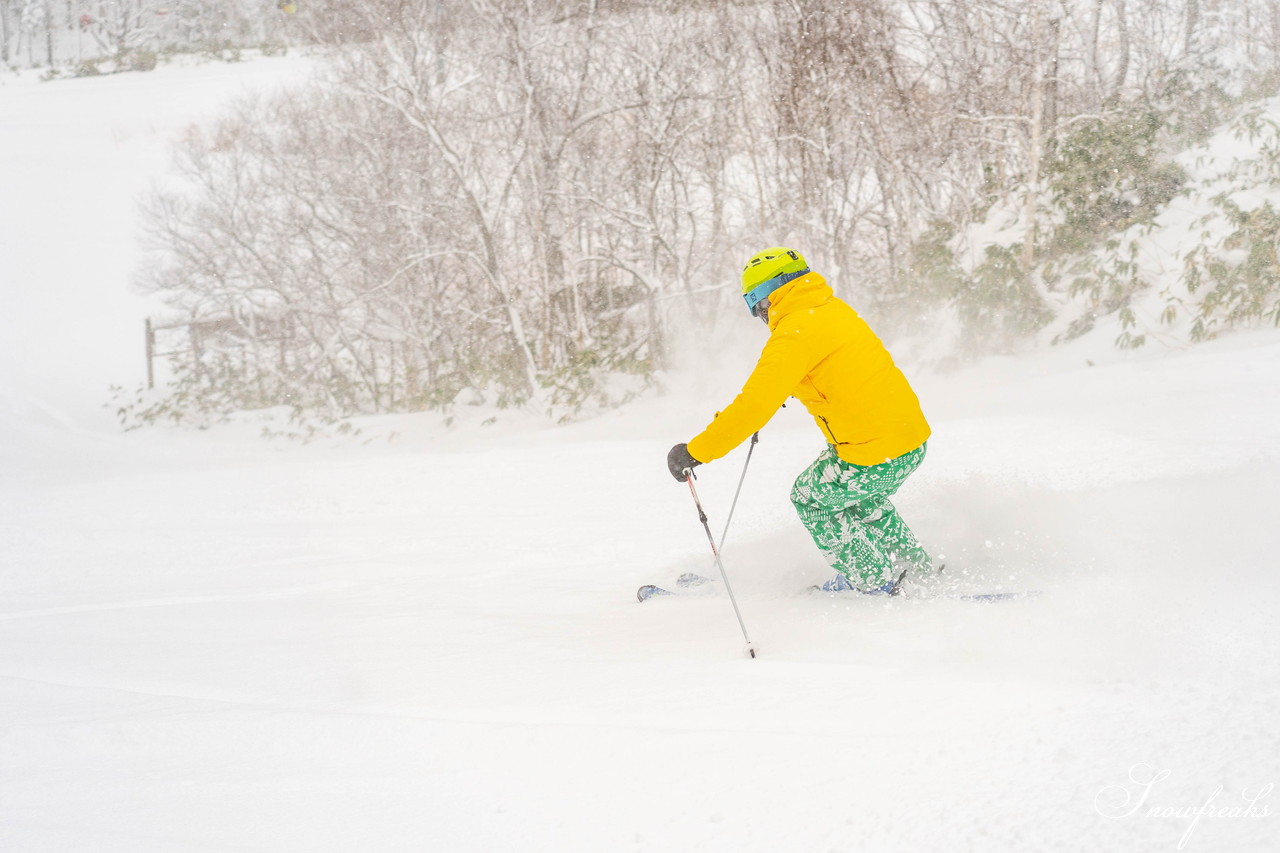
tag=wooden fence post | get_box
[145,317,156,389]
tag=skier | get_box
[666,247,934,594]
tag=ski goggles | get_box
[742,267,809,315]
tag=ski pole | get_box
[716,431,759,553]
[684,470,758,659]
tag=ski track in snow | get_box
[1,60,1279,853]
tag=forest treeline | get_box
[85,0,1280,428]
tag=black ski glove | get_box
[667,443,701,482]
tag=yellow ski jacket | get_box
[686,272,930,467]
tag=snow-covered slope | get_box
[1,60,1277,852]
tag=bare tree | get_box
[127,0,1280,427]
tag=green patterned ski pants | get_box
[790,443,932,587]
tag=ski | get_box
[809,587,1040,603]
[636,572,715,602]
[637,572,1038,603]
[806,568,908,596]
[636,583,674,601]
[954,590,1040,602]
[801,562,1041,602]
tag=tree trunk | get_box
[1089,0,1104,106]
[0,1,7,65]
[1110,0,1130,99]
[1044,17,1060,151]
[1185,0,1200,57]
[1022,3,1045,280]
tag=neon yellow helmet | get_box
[741,247,808,315]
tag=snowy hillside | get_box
[2,60,1278,852]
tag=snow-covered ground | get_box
[2,60,1278,852]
